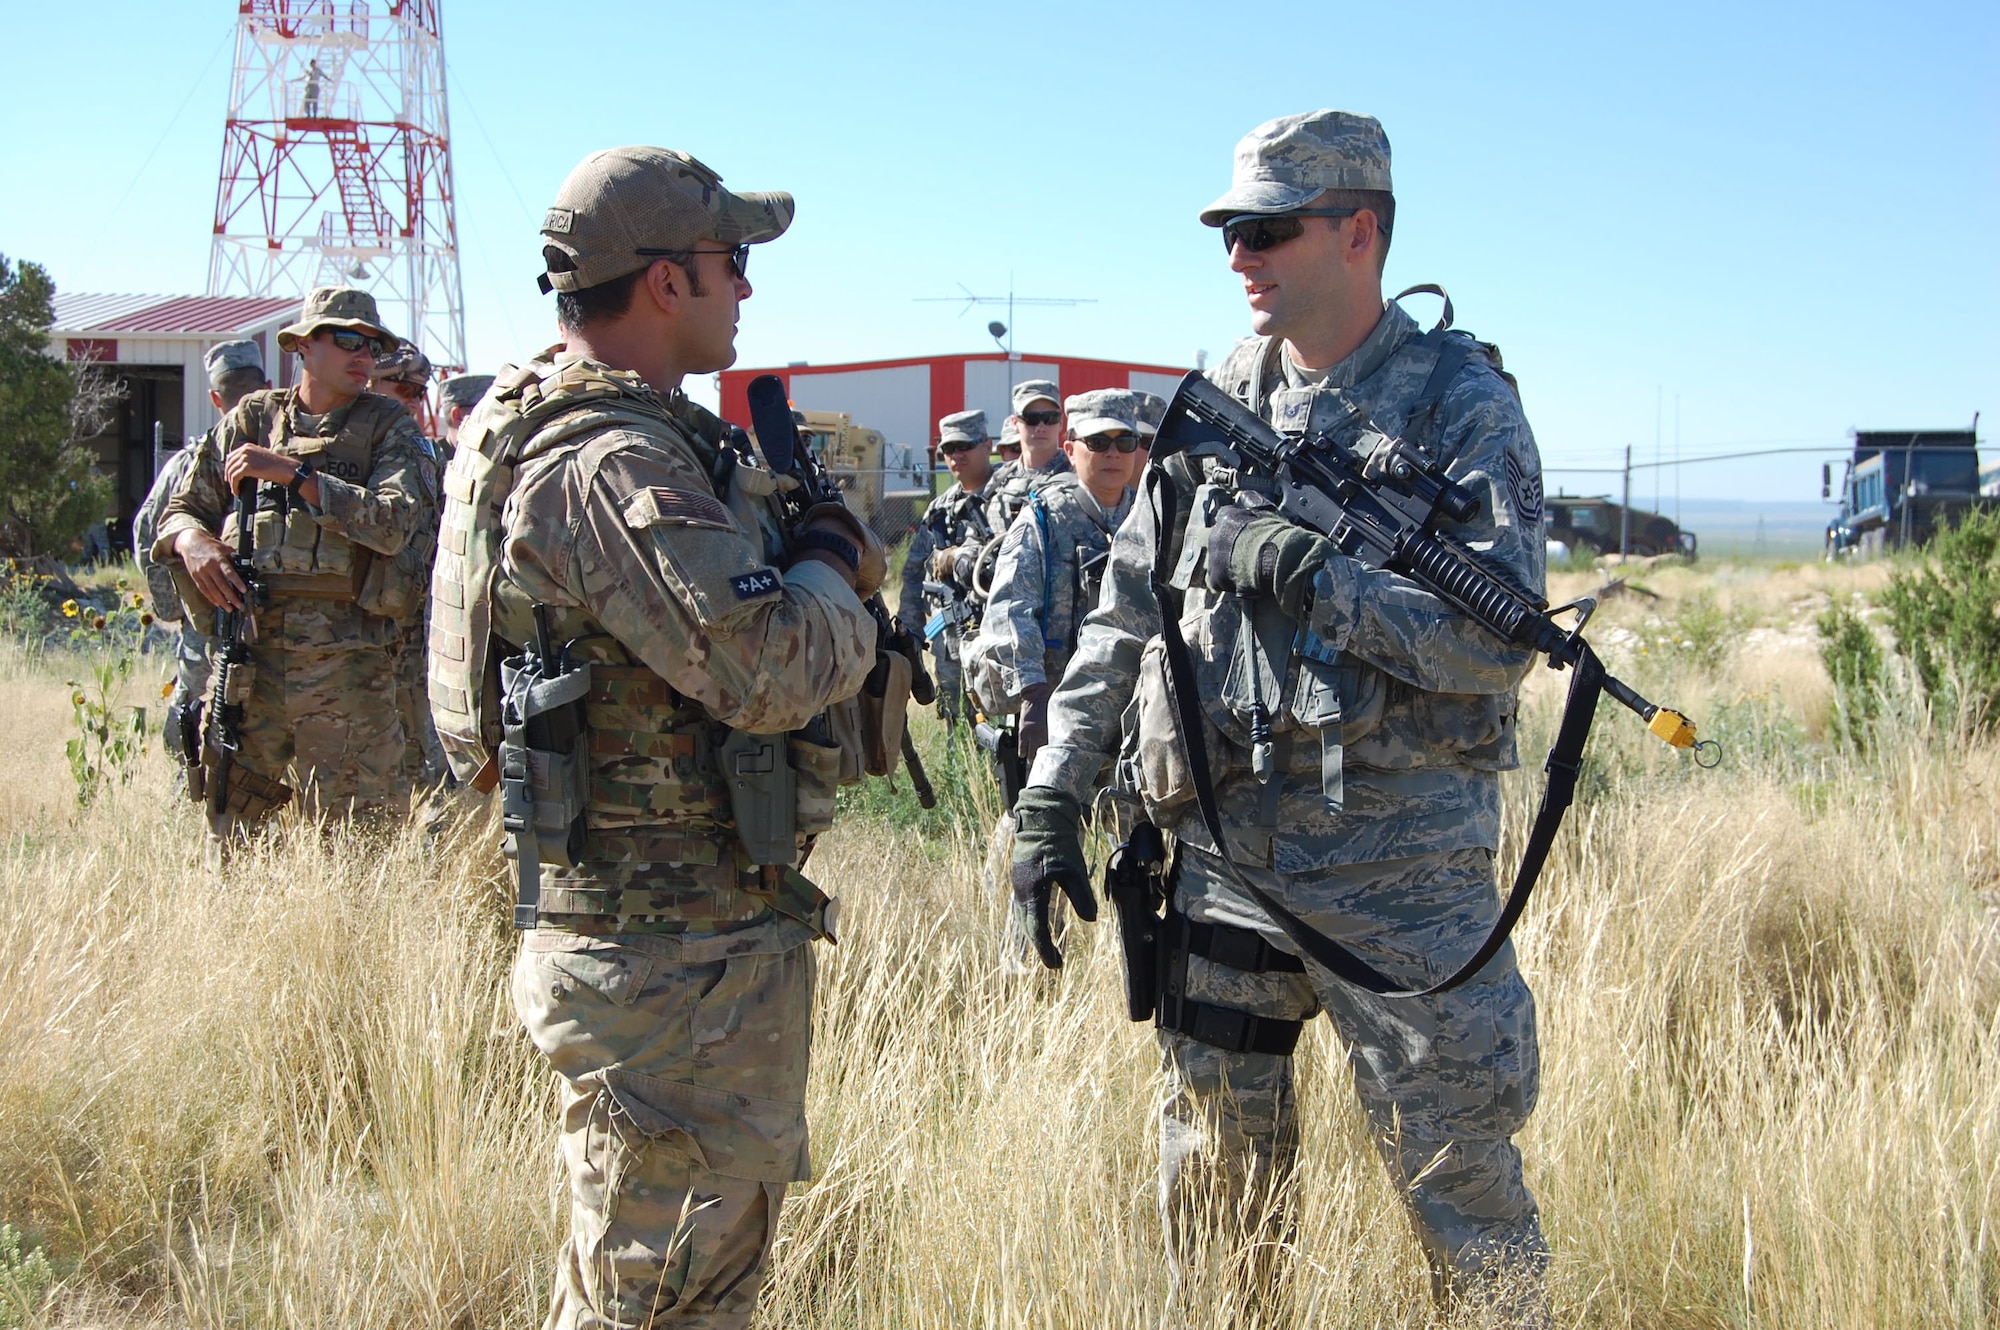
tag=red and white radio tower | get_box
[207,1,466,372]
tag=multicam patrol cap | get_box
[202,338,264,389]
[939,409,988,445]
[438,373,495,410]
[372,341,432,385]
[1065,389,1142,438]
[277,286,396,351]
[539,146,795,294]
[1199,110,1393,226]
[1011,378,1061,414]
[1130,390,1168,437]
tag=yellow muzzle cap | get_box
[1648,708,1697,748]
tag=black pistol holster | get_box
[1108,821,1307,1057]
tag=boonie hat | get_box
[1011,379,1061,414]
[277,286,395,352]
[202,338,264,389]
[1065,389,1142,438]
[939,409,988,445]
[373,341,432,385]
[539,146,794,294]
[438,373,495,410]
[1131,390,1168,437]
[1199,110,1393,227]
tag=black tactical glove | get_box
[1010,785,1098,969]
[1017,682,1053,762]
[1207,500,1333,618]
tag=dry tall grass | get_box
[1,560,1994,1328]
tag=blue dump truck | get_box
[1824,425,1984,557]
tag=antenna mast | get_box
[207,1,466,372]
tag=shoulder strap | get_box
[1403,329,1474,455]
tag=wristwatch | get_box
[286,458,316,501]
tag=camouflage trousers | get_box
[1161,845,1547,1312]
[513,927,816,1330]
[220,639,408,828]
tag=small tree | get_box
[1878,505,2000,733]
[0,254,114,557]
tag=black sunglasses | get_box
[326,329,391,355]
[939,438,986,455]
[636,242,750,280]
[1080,432,1141,454]
[1220,208,1359,254]
[1020,409,1061,427]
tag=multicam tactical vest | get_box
[219,388,407,604]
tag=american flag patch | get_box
[623,485,734,530]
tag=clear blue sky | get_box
[3,0,1993,503]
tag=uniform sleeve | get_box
[133,445,197,618]
[1302,367,1547,695]
[306,413,425,557]
[153,417,237,557]
[975,508,1052,701]
[1026,487,1161,805]
[522,435,877,735]
[898,507,940,627]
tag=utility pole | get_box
[1621,443,1632,558]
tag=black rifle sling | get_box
[1144,461,1604,999]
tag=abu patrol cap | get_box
[277,286,396,351]
[938,409,988,446]
[1199,110,1393,226]
[1130,390,1168,438]
[1064,388,1143,438]
[1011,378,1061,414]
[438,373,495,410]
[539,146,795,294]
[202,338,264,389]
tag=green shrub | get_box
[1816,601,1885,748]
[1878,506,2000,732]
[0,1224,53,1328]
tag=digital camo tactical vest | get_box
[1023,472,1121,682]
[219,387,408,605]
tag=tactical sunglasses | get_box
[939,438,985,455]
[1019,409,1061,427]
[635,242,750,280]
[1220,208,1359,254]
[326,329,391,356]
[1079,431,1141,454]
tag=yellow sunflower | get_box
[61,599,79,618]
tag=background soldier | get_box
[899,408,998,724]
[1131,388,1166,469]
[155,288,427,833]
[370,341,448,789]
[435,372,495,459]
[1011,111,1552,1317]
[429,146,881,1330]
[985,378,1070,530]
[994,416,1022,466]
[133,338,268,789]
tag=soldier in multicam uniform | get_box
[369,341,449,789]
[1011,111,1552,1317]
[155,288,428,832]
[427,146,881,1330]
[899,408,998,725]
[435,372,495,460]
[984,378,1071,530]
[134,338,268,788]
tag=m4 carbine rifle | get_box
[198,478,292,821]
[745,375,936,810]
[1120,371,1718,1003]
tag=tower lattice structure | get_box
[207,0,466,373]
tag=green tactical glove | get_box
[1207,501,1333,618]
[1010,785,1098,970]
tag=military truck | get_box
[1545,494,1696,559]
[759,409,930,540]
[1823,427,1983,558]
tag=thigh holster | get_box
[1157,907,1307,1057]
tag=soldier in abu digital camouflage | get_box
[155,288,428,833]
[984,378,1072,532]
[1011,110,1553,1319]
[429,145,881,1330]
[899,408,999,724]
[369,341,448,789]
[133,337,269,789]
[436,372,495,461]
